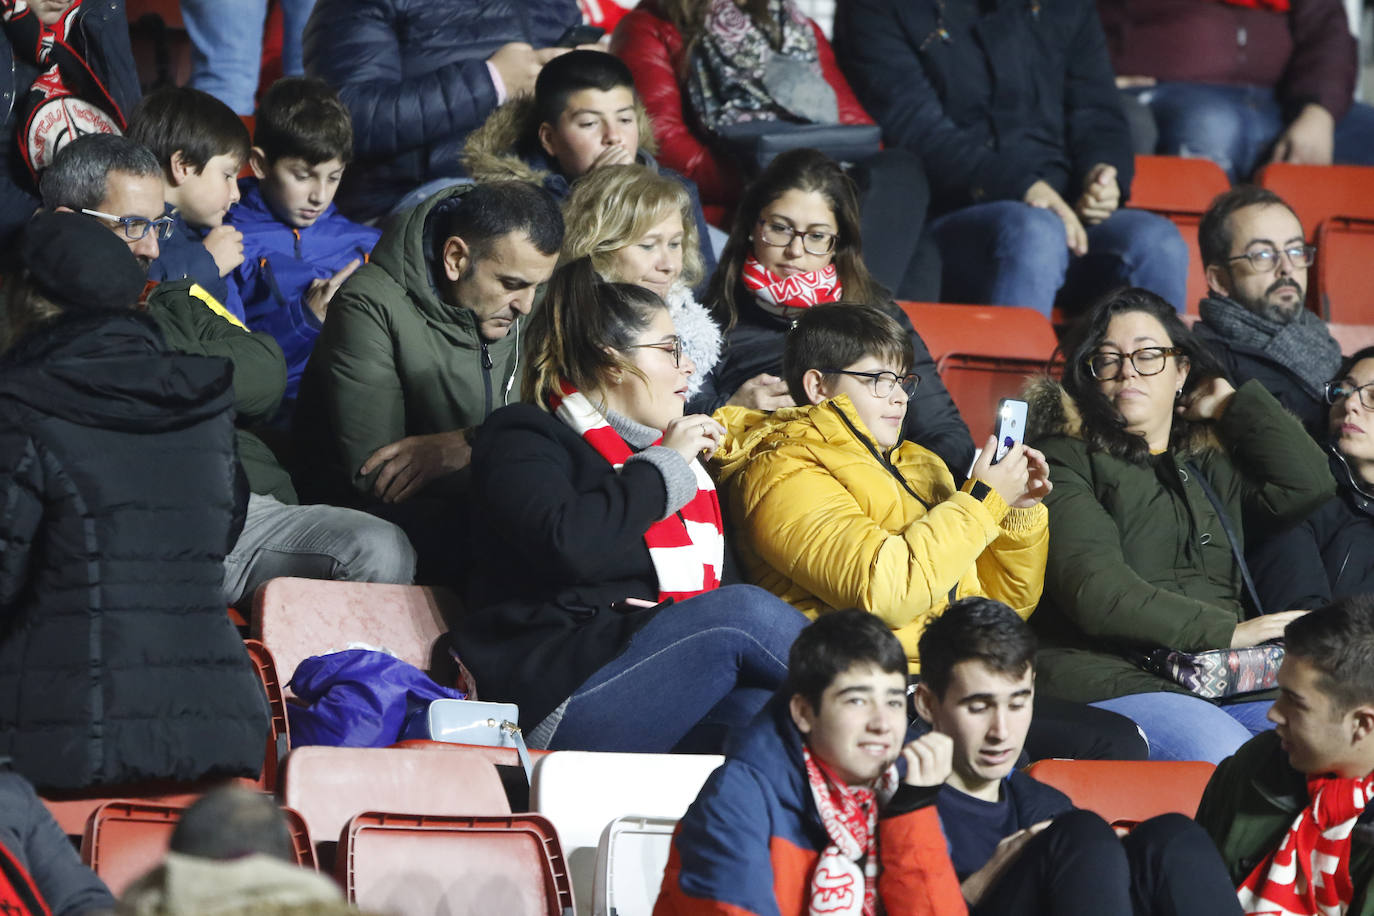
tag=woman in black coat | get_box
[453,258,807,753]
[0,213,268,791]
[692,148,975,479]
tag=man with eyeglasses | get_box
[38,134,417,607]
[1194,185,1341,438]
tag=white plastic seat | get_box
[592,815,679,916]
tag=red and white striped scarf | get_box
[547,379,724,602]
[803,746,898,916]
[741,254,843,320]
[1238,772,1374,916]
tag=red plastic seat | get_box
[1312,217,1374,325]
[243,638,290,792]
[900,302,1060,443]
[390,740,554,812]
[1130,156,1231,312]
[337,812,575,916]
[1023,759,1216,825]
[1255,163,1374,239]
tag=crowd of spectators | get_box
[5,0,1374,912]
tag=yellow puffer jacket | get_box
[712,395,1049,672]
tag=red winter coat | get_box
[610,0,874,226]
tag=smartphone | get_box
[992,398,1028,464]
[557,24,605,47]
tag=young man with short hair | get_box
[656,608,966,915]
[1197,595,1374,915]
[914,597,1242,915]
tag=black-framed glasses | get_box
[624,336,684,368]
[756,219,838,256]
[1226,244,1317,273]
[1325,380,1374,410]
[820,368,920,398]
[80,208,175,242]
[1086,346,1184,380]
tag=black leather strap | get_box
[1186,461,1263,617]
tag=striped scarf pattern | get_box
[803,747,898,916]
[548,379,724,601]
[742,254,843,319]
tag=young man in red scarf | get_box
[1198,595,1374,915]
[655,609,966,916]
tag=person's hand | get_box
[970,436,1031,508]
[1268,104,1336,167]
[900,731,953,787]
[1176,376,1236,422]
[588,144,636,170]
[1075,163,1120,226]
[204,225,244,277]
[1115,75,1157,89]
[304,259,360,324]
[960,820,1053,906]
[361,430,472,503]
[1232,610,1308,648]
[1024,180,1088,256]
[1012,446,1052,508]
[661,414,725,463]
[487,42,567,98]
[727,373,795,411]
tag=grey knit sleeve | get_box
[626,446,699,519]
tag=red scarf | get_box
[2,0,126,179]
[0,840,52,916]
[547,379,724,602]
[741,254,843,319]
[1238,772,1374,915]
[803,747,898,916]
[1209,0,1290,12]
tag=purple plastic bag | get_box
[287,649,466,747]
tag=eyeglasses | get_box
[1086,346,1184,381]
[820,368,920,398]
[756,219,838,256]
[624,336,684,368]
[1226,244,1317,273]
[80,208,175,242]
[1325,380,1374,410]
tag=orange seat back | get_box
[1313,217,1374,325]
[1024,759,1216,825]
[1255,163,1374,238]
[1130,156,1231,312]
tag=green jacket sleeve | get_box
[1041,436,1239,651]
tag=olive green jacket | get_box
[1196,731,1374,914]
[144,279,297,504]
[1026,378,1334,703]
[292,185,522,506]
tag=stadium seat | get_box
[1329,321,1374,355]
[390,740,553,812]
[1023,759,1216,826]
[1130,155,1231,311]
[1255,163,1374,240]
[79,800,315,897]
[251,577,464,690]
[337,812,575,916]
[592,815,679,916]
[1313,217,1374,325]
[279,745,510,870]
[900,302,1060,443]
[243,638,290,792]
[531,750,723,912]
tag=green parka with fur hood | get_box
[1025,377,1334,704]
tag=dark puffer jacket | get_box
[0,311,268,790]
[302,0,581,220]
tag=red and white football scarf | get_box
[1238,772,1374,916]
[547,378,724,602]
[576,0,631,31]
[803,746,898,916]
[0,839,52,916]
[741,254,842,320]
[2,0,125,179]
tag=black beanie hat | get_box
[19,211,147,312]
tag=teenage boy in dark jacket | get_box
[833,0,1187,318]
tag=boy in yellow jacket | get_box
[711,302,1051,673]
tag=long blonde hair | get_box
[561,164,705,289]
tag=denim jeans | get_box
[1128,82,1374,182]
[929,202,1189,317]
[184,0,317,114]
[1090,692,1275,764]
[541,585,808,753]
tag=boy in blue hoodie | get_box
[229,78,380,404]
[127,87,249,326]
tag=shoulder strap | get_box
[1186,461,1263,617]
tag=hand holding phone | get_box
[991,398,1027,465]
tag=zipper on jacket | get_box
[828,402,932,510]
[480,340,494,417]
[259,257,288,308]
[292,229,302,259]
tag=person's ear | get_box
[1175,354,1190,390]
[1204,262,1233,300]
[801,368,830,406]
[912,682,938,725]
[537,121,559,160]
[168,150,197,187]
[248,147,270,181]
[1350,704,1374,745]
[789,693,816,736]
[442,236,470,283]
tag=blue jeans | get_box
[184,0,317,115]
[1129,82,1374,182]
[1090,692,1274,764]
[929,203,1188,317]
[543,585,807,753]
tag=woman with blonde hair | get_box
[562,164,722,397]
